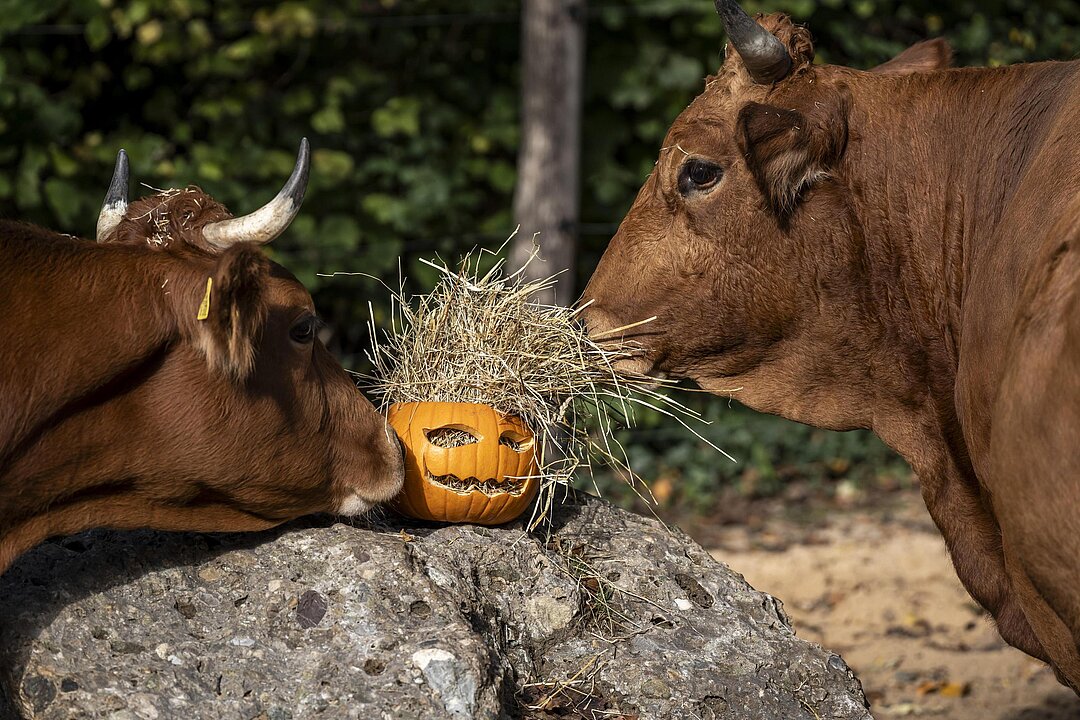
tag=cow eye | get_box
[289,315,322,345]
[679,159,723,194]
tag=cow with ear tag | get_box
[583,0,1080,693]
[0,139,405,574]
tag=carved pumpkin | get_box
[387,401,540,525]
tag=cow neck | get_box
[841,61,1078,455]
[832,63,1080,649]
[0,496,282,576]
[0,234,210,561]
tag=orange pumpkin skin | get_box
[387,402,540,525]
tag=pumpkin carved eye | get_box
[425,425,480,448]
[499,431,533,452]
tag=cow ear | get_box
[737,91,849,216]
[201,244,269,380]
[870,38,952,75]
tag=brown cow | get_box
[582,0,1080,692]
[0,141,404,575]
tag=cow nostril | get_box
[581,307,621,342]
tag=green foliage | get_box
[0,0,524,371]
[2,0,1074,506]
[587,395,910,510]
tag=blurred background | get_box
[3,0,1077,522]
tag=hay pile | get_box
[359,244,721,526]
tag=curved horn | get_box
[714,0,792,84]
[201,138,310,250]
[96,149,129,242]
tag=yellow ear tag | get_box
[196,277,213,321]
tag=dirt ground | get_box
[681,484,1080,719]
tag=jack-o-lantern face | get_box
[387,401,540,524]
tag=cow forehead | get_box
[661,79,751,154]
[666,115,734,156]
[265,261,315,311]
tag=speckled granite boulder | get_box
[0,492,871,719]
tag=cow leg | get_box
[916,467,1048,661]
[1000,537,1080,692]
[989,238,1080,691]
[879,405,1049,659]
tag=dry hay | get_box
[350,239,728,528]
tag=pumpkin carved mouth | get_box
[424,472,529,497]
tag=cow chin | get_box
[610,353,664,382]
[335,493,373,517]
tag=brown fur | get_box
[583,13,1080,691]
[107,186,233,253]
[0,188,405,574]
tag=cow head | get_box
[9,142,405,554]
[582,2,952,429]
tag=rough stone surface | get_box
[0,493,872,719]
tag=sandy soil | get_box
[697,487,1080,719]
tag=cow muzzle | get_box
[335,420,407,516]
[582,306,660,379]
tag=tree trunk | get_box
[510,0,586,306]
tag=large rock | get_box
[0,492,871,719]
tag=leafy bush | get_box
[587,395,910,510]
